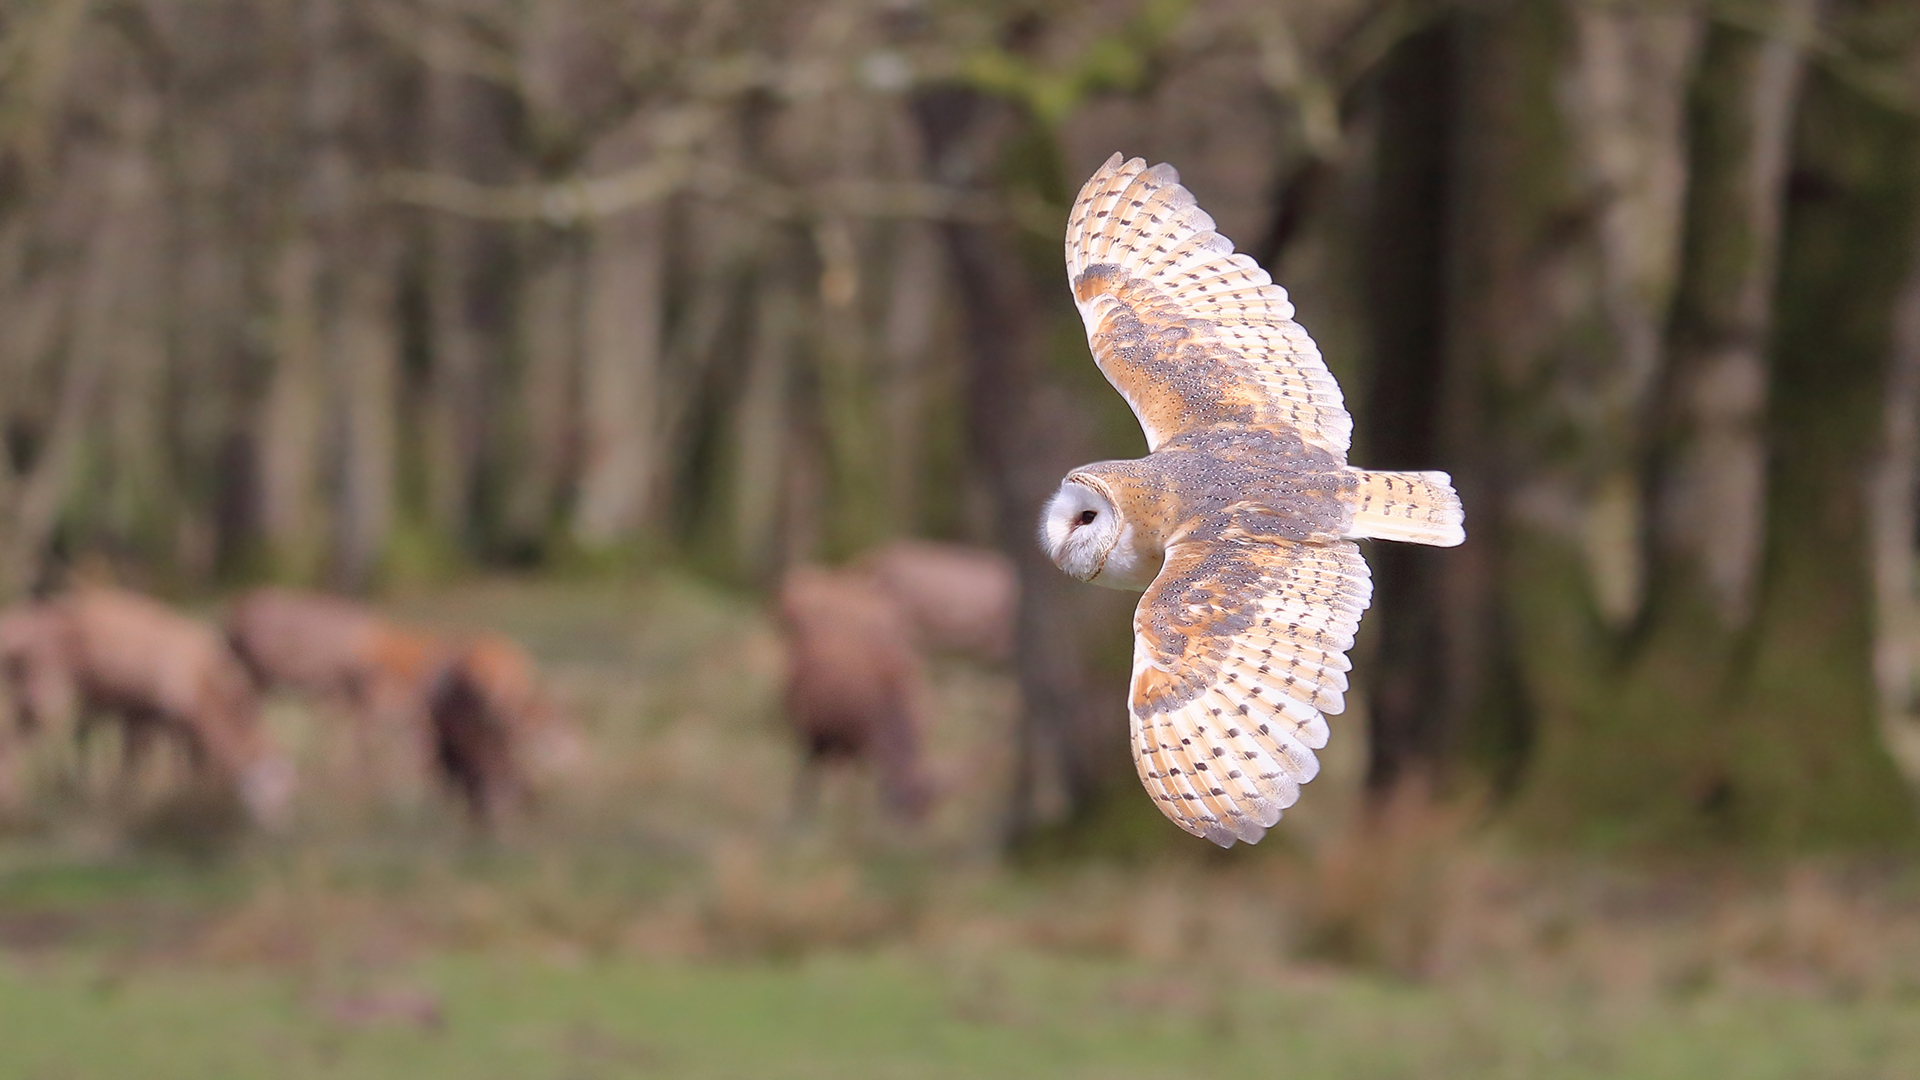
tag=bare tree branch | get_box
[383,158,1014,225]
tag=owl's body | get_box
[1043,155,1464,847]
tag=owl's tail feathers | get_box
[1343,470,1465,547]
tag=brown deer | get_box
[421,632,576,825]
[226,588,568,825]
[775,566,935,821]
[225,587,450,731]
[0,588,292,825]
[856,539,1017,663]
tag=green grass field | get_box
[4,574,1920,1078]
[7,946,1920,1080]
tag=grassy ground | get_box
[5,946,1920,1079]
[3,573,1920,1078]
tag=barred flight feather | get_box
[1129,538,1370,846]
[1343,469,1466,547]
[1064,153,1352,456]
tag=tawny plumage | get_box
[1041,154,1465,847]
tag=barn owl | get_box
[1041,154,1465,847]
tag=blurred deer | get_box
[422,631,578,826]
[857,539,1017,663]
[225,586,449,731]
[0,600,69,808]
[776,566,935,821]
[226,587,570,825]
[0,588,293,826]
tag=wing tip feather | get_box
[1129,537,1369,847]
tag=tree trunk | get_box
[258,238,326,581]
[572,119,668,550]
[328,237,401,591]
[1869,216,1920,785]
[1735,49,1920,845]
[422,62,513,545]
[913,86,1121,842]
[1652,0,1813,627]
[572,202,666,549]
[879,223,944,534]
[0,224,72,599]
[502,231,582,551]
[99,91,174,564]
[1358,20,1458,795]
[1494,0,1919,847]
[263,0,358,584]
[811,214,888,558]
[8,104,166,590]
[730,268,800,581]
[1444,0,1699,843]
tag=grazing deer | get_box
[227,587,570,825]
[775,566,935,821]
[0,588,292,825]
[857,539,1017,663]
[422,632,576,826]
[225,586,449,731]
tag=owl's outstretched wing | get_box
[1129,533,1371,846]
[1065,153,1351,458]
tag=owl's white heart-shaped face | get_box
[1040,479,1124,585]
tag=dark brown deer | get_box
[421,632,576,826]
[776,566,934,820]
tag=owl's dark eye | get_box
[1078,509,1098,525]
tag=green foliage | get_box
[959,0,1193,126]
[379,515,473,591]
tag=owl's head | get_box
[1040,477,1123,584]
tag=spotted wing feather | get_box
[1129,536,1371,846]
[1065,153,1352,457]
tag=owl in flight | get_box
[1041,154,1465,847]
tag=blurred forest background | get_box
[8,0,1920,1074]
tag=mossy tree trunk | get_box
[1437,0,1690,837]
[1731,43,1920,845]
[1444,0,1600,836]
[913,86,1127,841]
[1476,0,1920,848]
[1357,19,1464,795]
[1869,191,1920,782]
